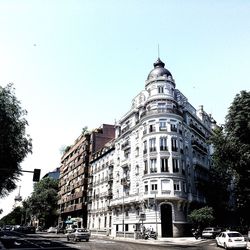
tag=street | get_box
[52,235,218,250]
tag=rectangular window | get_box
[145,184,148,193]
[144,160,148,174]
[149,124,156,132]
[151,183,158,191]
[159,119,167,130]
[109,216,112,227]
[135,147,139,157]
[171,123,177,132]
[125,224,128,231]
[143,141,147,154]
[171,138,178,152]
[174,181,180,191]
[136,165,139,175]
[160,137,167,151]
[180,139,184,154]
[158,86,164,93]
[183,182,187,193]
[172,159,179,173]
[182,160,185,175]
[150,159,157,173]
[161,158,169,172]
[149,138,156,152]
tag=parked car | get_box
[47,227,58,233]
[65,224,77,233]
[202,227,222,239]
[14,226,36,234]
[66,228,90,242]
[56,227,65,234]
[216,231,247,249]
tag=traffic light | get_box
[33,169,41,182]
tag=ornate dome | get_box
[147,58,172,80]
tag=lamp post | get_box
[155,193,158,236]
[122,185,125,238]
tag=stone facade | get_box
[87,58,217,237]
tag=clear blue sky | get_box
[0,0,249,218]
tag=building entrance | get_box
[161,204,173,237]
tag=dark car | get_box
[14,226,36,234]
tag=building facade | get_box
[57,124,115,229]
[87,140,115,235]
[87,58,216,237]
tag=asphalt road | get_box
[53,235,218,250]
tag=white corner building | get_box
[88,58,217,238]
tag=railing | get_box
[190,123,206,138]
[191,140,208,155]
[140,108,183,118]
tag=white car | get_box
[47,227,58,233]
[66,228,91,242]
[216,231,247,249]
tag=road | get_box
[51,235,218,250]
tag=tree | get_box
[27,177,59,228]
[204,127,233,225]
[0,206,24,226]
[210,90,250,226]
[0,84,32,197]
[188,206,215,229]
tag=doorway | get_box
[161,203,173,237]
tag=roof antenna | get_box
[158,44,160,58]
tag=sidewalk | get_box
[94,234,206,246]
[99,234,250,248]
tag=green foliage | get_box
[26,177,59,228]
[0,84,32,198]
[205,127,233,224]
[210,90,250,225]
[0,206,25,226]
[82,126,89,135]
[188,206,215,228]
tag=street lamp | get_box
[154,193,158,236]
[122,187,125,238]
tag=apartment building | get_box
[87,139,115,235]
[57,124,115,229]
[107,58,217,237]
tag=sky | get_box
[0,0,249,218]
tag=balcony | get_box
[121,125,130,134]
[149,147,156,152]
[150,168,157,173]
[191,140,208,155]
[121,177,130,187]
[160,146,168,151]
[108,173,113,182]
[140,108,183,118]
[121,141,130,150]
[190,123,206,138]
